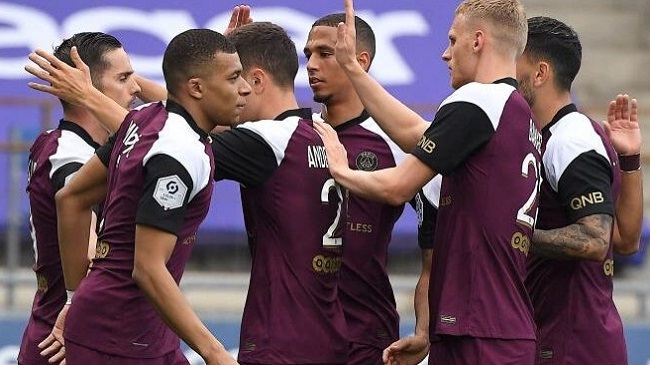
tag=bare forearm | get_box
[135,75,167,103]
[413,249,432,337]
[57,198,92,290]
[613,170,643,254]
[84,87,129,133]
[333,167,410,206]
[342,64,428,151]
[532,214,613,261]
[133,266,226,360]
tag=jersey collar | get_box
[165,99,209,140]
[275,108,312,121]
[59,120,101,149]
[543,103,578,133]
[333,109,371,132]
[493,77,518,88]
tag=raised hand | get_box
[335,0,359,70]
[25,46,92,106]
[224,5,253,36]
[382,335,429,365]
[602,94,641,156]
[38,303,69,364]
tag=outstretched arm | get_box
[26,47,128,133]
[314,121,435,205]
[532,214,613,261]
[334,0,428,151]
[603,94,643,255]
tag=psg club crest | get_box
[355,151,379,171]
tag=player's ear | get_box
[534,61,550,87]
[187,77,204,99]
[249,68,266,95]
[473,30,485,52]
[356,51,371,72]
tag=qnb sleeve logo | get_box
[570,191,604,210]
[416,135,436,154]
[153,175,187,210]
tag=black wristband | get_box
[619,154,641,172]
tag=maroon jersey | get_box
[412,79,541,341]
[64,100,214,359]
[212,109,348,364]
[325,111,408,350]
[525,104,625,364]
[19,121,99,364]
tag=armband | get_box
[619,154,641,172]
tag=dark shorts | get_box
[429,336,535,365]
[18,318,51,365]
[348,341,383,365]
[65,341,189,365]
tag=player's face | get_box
[442,14,478,89]
[96,48,140,109]
[202,52,251,127]
[238,70,262,122]
[516,54,537,108]
[304,26,352,106]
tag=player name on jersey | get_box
[307,144,328,169]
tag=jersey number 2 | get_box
[321,178,344,246]
[517,152,541,228]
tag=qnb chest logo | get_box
[154,175,188,210]
[570,191,605,210]
[355,151,379,171]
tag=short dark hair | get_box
[227,22,298,89]
[53,32,122,89]
[312,13,376,67]
[524,16,582,92]
[162,29,237,97]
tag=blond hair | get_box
[456,0,528,57]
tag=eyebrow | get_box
[304,44,334,54]
[117,70,135,78]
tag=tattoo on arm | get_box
[532,214,613,261]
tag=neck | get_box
[474,51,517,86]
[170,95,214,133]
[321,93,365,127]
[258,86,300,120]
[532,88,573,130]
[63,107,110,145]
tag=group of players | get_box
[17,0,644,364]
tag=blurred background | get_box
[0,0,648,363]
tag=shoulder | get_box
[236,116,302,138]
[440,83,517,128]
[49,128,97,167]
[235,116,306,157]
[144,113,211,184]
[441,82,515,112]
[546,112,609,162]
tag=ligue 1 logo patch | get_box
[153,175,187,210]
[355,151,378,171]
